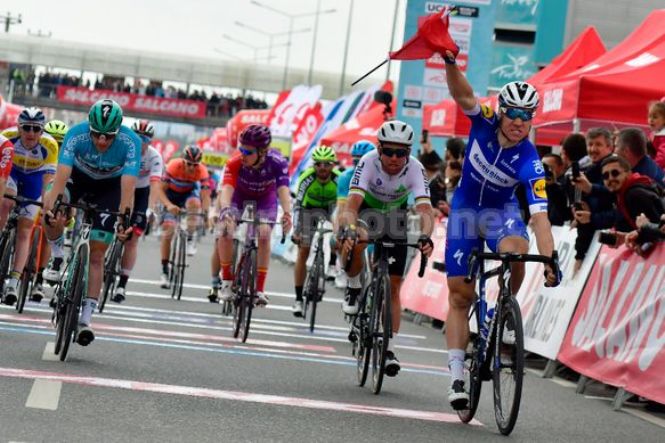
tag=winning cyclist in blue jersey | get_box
[441,49,560,409]
[42,99,139,347]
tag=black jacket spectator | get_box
[616,128,665,188]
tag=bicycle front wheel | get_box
[176,231,187,301]
[457,335,484,423]
[17,230,39,313]
[240,248,256,343]
[0,229,16,295]
[371,273,391,395]
[492,297,524,435]
[355,286,371,387]
[169,232,179,298]
[59,247,87,362]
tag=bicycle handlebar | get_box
[464,249,560,283]
[3,194,44,207]
[346,238,429,278]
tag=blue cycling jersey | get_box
[59,122,141,180]
[453,103,548,214]
[336,167,354,200]
[444,103,548,277]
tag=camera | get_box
[598,231,618,245]
[572,161,581,180]
[543,163,553,180]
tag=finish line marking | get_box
[0,367,478,425]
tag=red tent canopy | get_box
[319,104,390,167]
[423,26,607,144]
[536,10,665,129]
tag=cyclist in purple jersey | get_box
[216,125,292,305]
[441,49,561,410]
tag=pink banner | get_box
[56,86,207,119]
[558,244,665,404]
[289,103,324,174]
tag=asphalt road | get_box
[1,233,663,442]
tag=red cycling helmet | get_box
[239,124,271,150]
[183,145,203,164]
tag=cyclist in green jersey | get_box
[291,145,340,317]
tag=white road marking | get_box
[129,278,344,303]
[25,378,62,410]
[3,367,475,425]
[41,342,58,362]
[621,407,665,429]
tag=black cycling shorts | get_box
[358,203,409,277]
[131,186,150,233]
[66,168,122,234]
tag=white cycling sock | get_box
[347,274,361,289]
[448,348,466,382]
[48,235,65,259]
[79,298,98,326]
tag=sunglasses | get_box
[185,161,198,167]
[139,134,152,143]
[21,125,43,133]
[314,161,334,168]
[90,130,117,139]
[381,147,409,158]
[602,169,623,180]
[501,107,535,121]
[239,147,257,156]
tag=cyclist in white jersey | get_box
[338,120,435,377]
[112,120,166,303]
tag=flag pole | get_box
[351,58,389,86]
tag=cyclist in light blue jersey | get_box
[42,99,139,347]
[441,49,561,410]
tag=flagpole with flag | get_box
[351,6,458,86]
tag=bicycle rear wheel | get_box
[240,248,256,343]
[371,273,391,395]
[17,230,39,313]
[99,240,122,313]
[59,247,87,362]
[176,231,187,301]
[457,335,484,423]
[492,297,524,435]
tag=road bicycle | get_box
[99,217,129,313]
[16,199,48,313]
[351,239,427,394]
[230,204,284,343]
[167,211,205,300]
[455,249,559,435]
[300,217,334,333]
[48,196,126,361]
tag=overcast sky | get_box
[3,0,407,82]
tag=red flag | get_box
[389,6,459,61]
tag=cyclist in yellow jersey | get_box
[0,107,58,305]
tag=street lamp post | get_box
[339,0,355,96]
[250,0,336,89]
[234,21,310,65]
[1,11,22,33]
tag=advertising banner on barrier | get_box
[558,244,665,404]
[400,223,600,360]
[55,86,207,119]
[268,85,322,139]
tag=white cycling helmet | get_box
[498,81,539,109]
[377,120,415,146]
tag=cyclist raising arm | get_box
[216,124,292,305]
[338,120,435,377]
[442,49,559,409]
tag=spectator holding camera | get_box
[615,128,665,187]
[429,160,462,218]
[542,153,568,226]
[600,155,665,251]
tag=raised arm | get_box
[444,50,477,112]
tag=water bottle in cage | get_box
[480,307,495,342]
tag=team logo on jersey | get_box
[481,104,494,119]
[530,178,547,200]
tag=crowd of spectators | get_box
[14,69,268,119]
